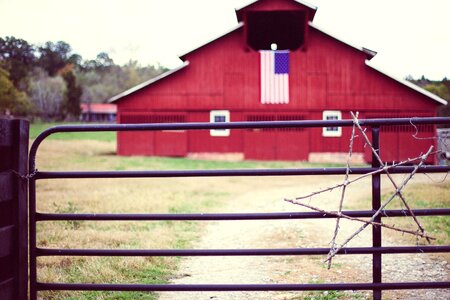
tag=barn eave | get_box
[309,22,377,59]
[365,60,448,106]
[178,22,244,60]
[362,47,377,58]
[108,61,190,103]
[235,0,317,11]
[235,0,317,22]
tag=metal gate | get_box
[29,117,450,299]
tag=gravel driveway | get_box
[159,174,449,300]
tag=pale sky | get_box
[0,0,449,80]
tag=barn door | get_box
[119,113,188,157]
[244,115,277,160]
[275,115,309,160]
[244,114,309,161]
[153,114,187,157]
[118,114,155,156]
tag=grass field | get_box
[35,140,235,299]
[30,122,116,142]
[31,122,449,300]
[380,180,450,245]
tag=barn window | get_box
[210,110,230,137]
[246,11,306,51]
[322,110,342,137]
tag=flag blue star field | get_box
[260,50,290,104]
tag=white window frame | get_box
[210,110,230,137]
[322,110,342,137]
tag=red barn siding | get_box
[187,112,243,153]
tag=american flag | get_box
[260,50,290,104]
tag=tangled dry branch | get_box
[284,111,442,268]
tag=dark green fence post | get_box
[0,118,29,300]
[371,126,382,300]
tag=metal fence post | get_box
[371,126,382,300]
[0,118,29,300]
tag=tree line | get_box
[0,36,167,120]
[406,75,450,118]
[1,35,448,121]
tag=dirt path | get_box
[159,175,449,300]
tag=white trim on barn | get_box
[234,0,317,12]
[108,61,190,103]
[365,60,448,106]
[310,21,447,106]
[210,110,230,137]
[308,22,377,59]
[178,22,244,59]
[322,110,342,137]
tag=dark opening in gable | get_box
[246,10,306,51]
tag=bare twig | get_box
[423,172,450,183]
[327,112,358,269]
[324,145,434,262]
[293,153,431,202]
[283,198,435,240]
[351,112,430,243]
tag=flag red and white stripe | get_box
[260,50,289,104]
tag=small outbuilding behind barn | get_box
[80,103,117,122]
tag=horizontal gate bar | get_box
[31,117,450,136]
[36,246,450,257]
[35,165,450,180]
[36,281,450,292]
[36,208,450,221]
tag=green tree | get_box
[424,83,449,100]
[77,54,167,104]
[424,83,449,117]
[62,70,82,119]
[38,41,79,76]
[0,36,36,88]
[0,67,30,115]
[82,52,114,73]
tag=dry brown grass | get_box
[35,139,307,299]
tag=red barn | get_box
[109,0,447,163]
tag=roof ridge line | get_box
[108,61,190,103]
[365,60,448,105]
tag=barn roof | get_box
[235,0,317,11]
[365,60,448,105]
[309,22,446,105]
[179,22,244,60]
[109,7,447,106]
[309,22,377,59]
[108,61,189,103]
[80,103,117,114]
